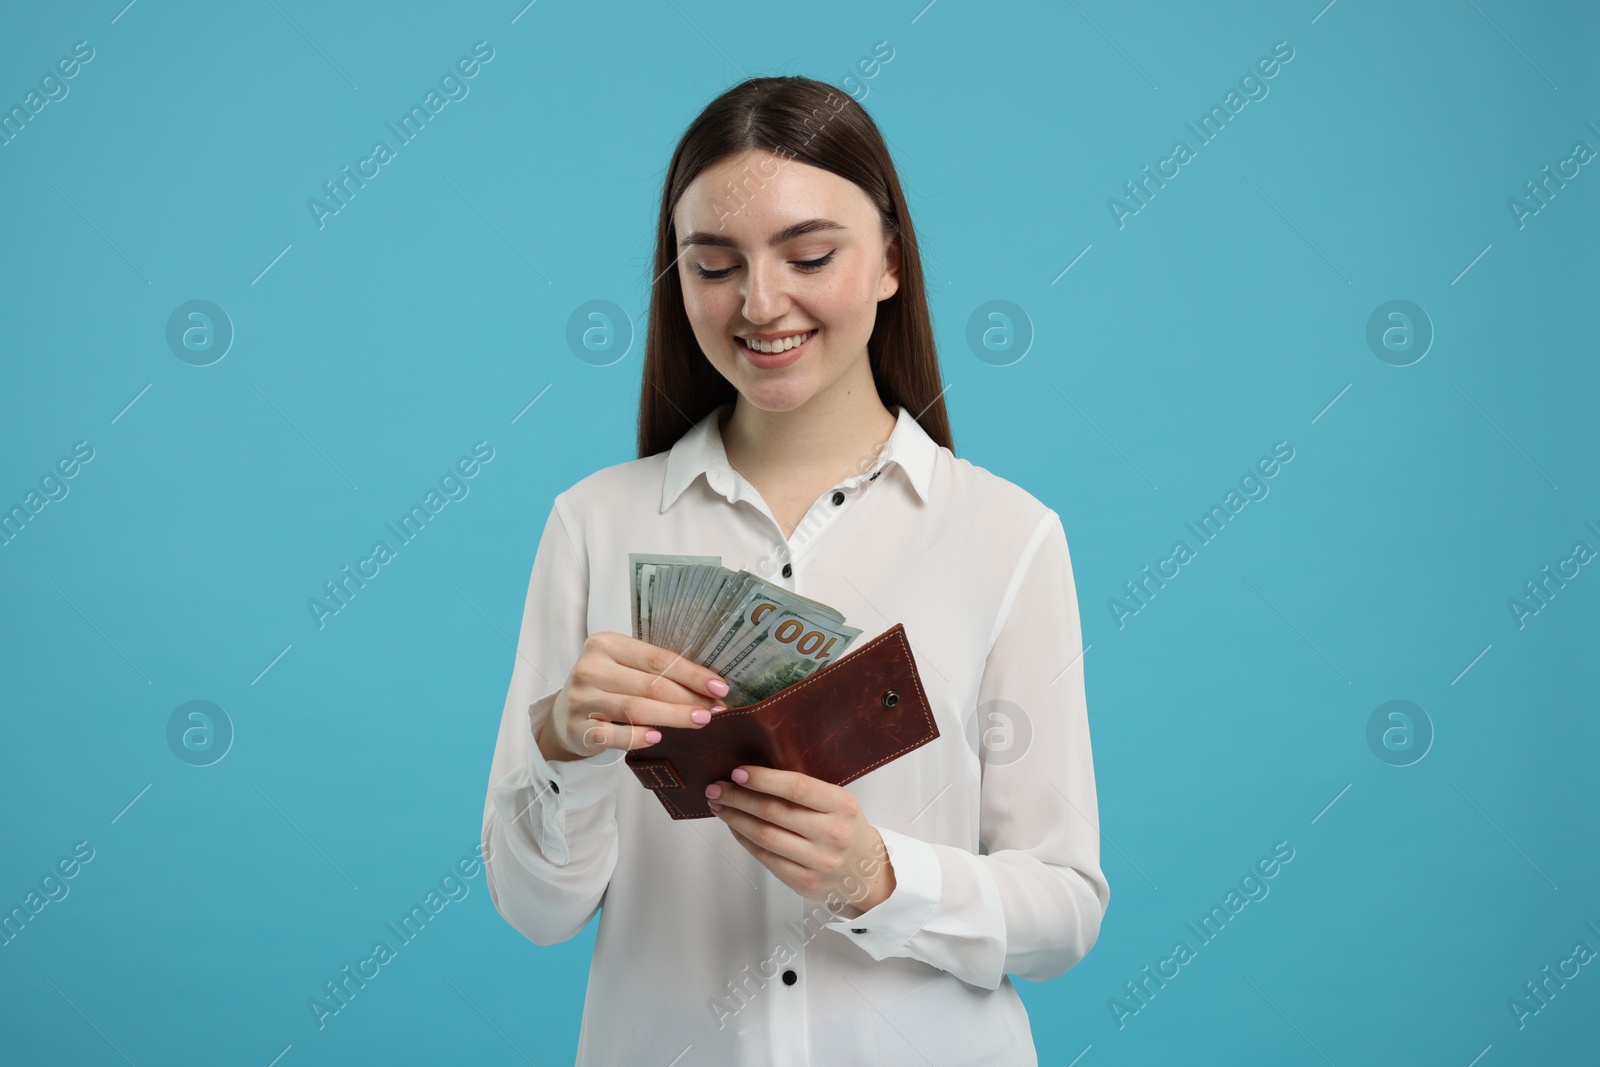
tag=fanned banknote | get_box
[629,554,718,642]
[627,553,861,707]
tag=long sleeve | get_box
[824,509,1111,989]
[482,495,628,946]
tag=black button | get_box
[851,927,867,934]
[781,969,797,985]
[870,470,880,480]
[781,563,792,578]
[831,491,844,505]
[549,779,560,793]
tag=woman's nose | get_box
[740,260,790,324]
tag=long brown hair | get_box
[636,75,952,459]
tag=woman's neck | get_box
[719,379,897,498]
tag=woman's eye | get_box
[690,250,836,281]
[795,250,836,272]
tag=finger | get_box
[708,780,827,839]
[580,685,725,734]
[717,807,818,870]
[575,656,725,732]
[601,632,731,704]
[724,766,844,814]
[573,718,663,756]
[726,823,794,873]
[582,651,705,709]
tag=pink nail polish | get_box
[691,709,711,725]
[731,768,749,784]
[705,783,721,799]
[707,678,729,697]
[645,729,662,743]
[708,800,723,811]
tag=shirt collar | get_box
[660,401,937,513]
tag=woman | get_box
[482,75,1108,1066]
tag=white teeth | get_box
[742,330,814,354]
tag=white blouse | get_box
[482,400,1109,1066]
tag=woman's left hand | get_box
[706,766,895,917]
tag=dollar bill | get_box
[628,553,858,705]
[628,554,719,642]
[714,607,861,706]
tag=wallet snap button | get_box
[881,688,899,707]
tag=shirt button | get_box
[781,563,792,578]
[831,491,844,505]
[549,780,560,794]
[781,969,797,985]
[850,927,867,933]
[869,470,880,480]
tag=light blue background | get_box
[2,1,1596,1064]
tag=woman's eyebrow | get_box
[679,218,847,250]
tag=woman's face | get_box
[673,148,900,414]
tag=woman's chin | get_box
[736,385,815,414]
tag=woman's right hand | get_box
[535,632,731,762]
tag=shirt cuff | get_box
[524,691,625,811]
[825,825,942,959]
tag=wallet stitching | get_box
[832,626,937,785]
[701,624,937,782]
[641,623,936,819]
[633,761,696,819]
[635,761,683,791]
[700,623,903,722]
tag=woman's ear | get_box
[877,232,902,302]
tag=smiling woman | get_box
[482,75,1108,1067]
[673,169,895,407]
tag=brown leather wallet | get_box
[625,622,938,820]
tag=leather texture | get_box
[625,622,938,820]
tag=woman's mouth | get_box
[737,329,816,369]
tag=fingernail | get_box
[730,768,749,784]
[706,678,730,697]
[708,800,723,811]
[710,705,726,714]
[690,709,711,725]
[644,729,662,743]
[705,783,721,799]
